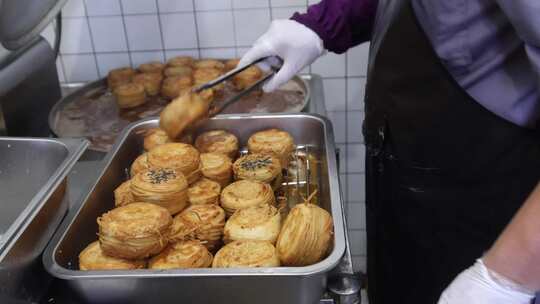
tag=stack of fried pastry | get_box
[79,127,334,271]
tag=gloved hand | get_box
[238,19,325,92]
[438,259,535,304]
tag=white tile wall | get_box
[55,0,370,275]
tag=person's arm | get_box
[291,0,378,54]
[238,0,378,91]
[484,182,540,291]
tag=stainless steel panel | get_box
[0,137,88,302]
[44,114,346,304]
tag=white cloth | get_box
[438,259,535,304]
[238,19,324,92]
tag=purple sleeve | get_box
[291,0,378,54]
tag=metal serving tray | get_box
[0,137,88,303]
[44,114,346,304]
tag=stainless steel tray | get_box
[44,114,346,304]
[0,137,88,303]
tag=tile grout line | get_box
[154,0,167,62]
[80,1,101,79]
[191,0,202,59]
[117,0,134,68]
[267,0,274,20]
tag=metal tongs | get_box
[191,56,282,117]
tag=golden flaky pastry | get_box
[131,169,189,215]
[114,180,134,207]
[148,240,213,269]
[188,178,221,205]
[138,61,165,74]
[233,153,282,190]
[247,129,295,167]
[79,241,146,271]
[233,65,263,91]
[167,56,194,67]
[164,66,193,78]
[143,128,172,151]
[276,203,333,266]
[194,59,225,71]
[98,202,172,259]
[212,240,280,268]
[107,67,136,89]
[146,143,201,184]
[169,204,226,252]
[193,68,224,92]
[130,153,149,177]
[224,58,240,72]
[133,72,163,96]
[194,130,239,159]
[159,92,212,140]
[224,204,281,244]
[200,152,233,187]
[161,75,193,99]
[113,83,146,109]
[220,180,275,217]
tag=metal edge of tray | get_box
[0,137,89,259]
[48,76,311,138]
[43,113,346,279]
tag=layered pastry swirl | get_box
[114,180,134,207]
[159,92,213,140]
[188,178,221,205]
[146,143,201,184]
[133,73,163,96]
[138,61,165,74]
[247,129,295,167]
[98,202,172,259]
[107,67,136,89]
[148,240,213,269]
[164,66,193,78]
[79,241,146,270]
[143,128,172,151]
[194,59,225,71]
[223,204,281,244]
[200,152,233,187]
[233,153,282,190]
[194,130,239,159]
[167,56,194,67]
[276,203,333,266]
[169,204,226,252]
[212,240,280,268]
[161,75,193,99]
[220,180,275,217]
[114,83,146,109]
[130,153,149,177]
[131,168,189,215]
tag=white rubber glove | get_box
[438,259,535,304]
[238,19,325,92]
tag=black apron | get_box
[363,3,540,304]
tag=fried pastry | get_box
[167,56,194,67]
[194,59,225,71]
[200,152,233,187]
[169,204,226,252]
[131,168,189,215]
[107,67,136,89]
[193,68,223,92]
[138,61,165,74]
[161,75,193,99]
[113,83,147,109]
[224,58,239,72]
[212,240,280,268]
[133,72,163,96]
[159,92,212,140]
[276,202,333,266]
[223,204,281,244]
[143,128,172,151]
[130,153,149,177]
[148,240,213,269]
[233,153,282,190]
[98,202,172,259]
[164,66,193,78]
[146,143,201,184]
[233,65,263,91]
[114,180,134,207]
[79,241,146,271]
[247,129,295,167]
[194,130,239,159]
[188,178,221,205]
[220,180,275,217]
